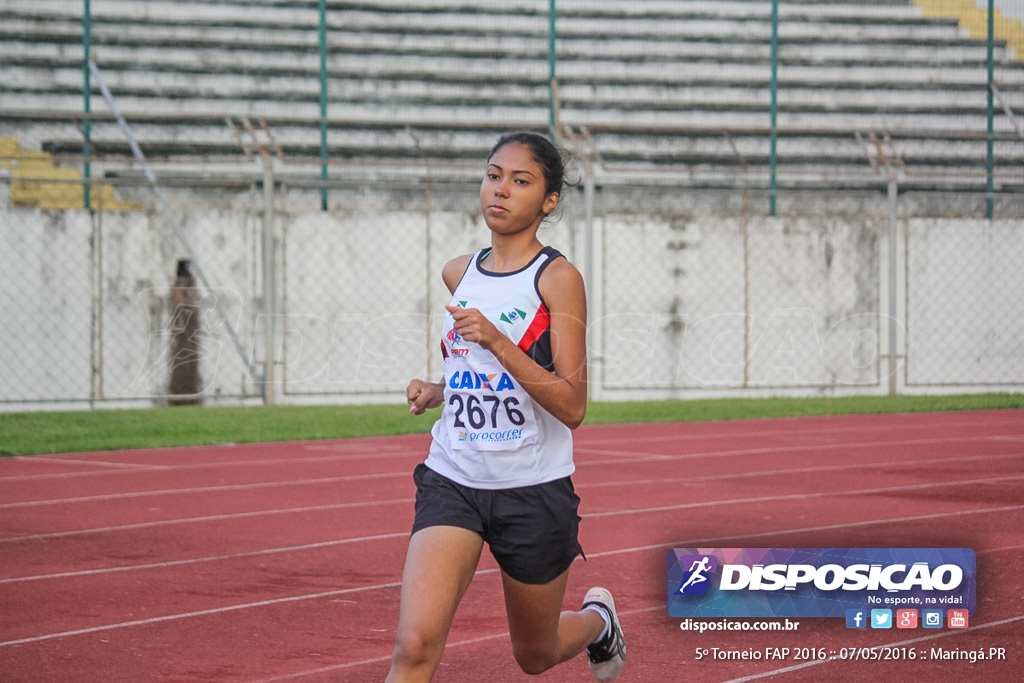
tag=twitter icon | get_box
[870,609,893,629]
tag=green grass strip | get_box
[584,393,1024,425]
[0,393,1020,456]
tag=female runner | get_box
[386,132,626,682]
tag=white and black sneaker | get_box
[582,587,626,682]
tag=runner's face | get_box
[480,143,558,236]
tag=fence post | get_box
[262,159,277,404]
[582,166,595,370]
[90,207,103,405]
[548,0,559,132]
[319,0,329,211]
[986,0,995,219]
[769,0,779,216]
[82,0,92,209]
[887,172,899,395]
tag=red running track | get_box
[1,410,1022,682]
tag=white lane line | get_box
[2,505,1020,648]
[249,540,1024,679]
[0,498,413,544]
[9,456,168,470]
[263,547,1024,681]
[254,632,510,682]
[977,543,1024,554]
[0,580,406,648]
[585,474,1024,519]
[0,532,410,584]
[720,614,1024,683]
[0,449,421,483]
[578,451,1024,490]
[575,435,1014,463]
[576,415,1024,448]
[9,502,1023,587]
[0,471,408,509]
[15,440,412,464]
[585,505,1024,560]
[251,605,666,681]
[4,437,1018,509]
[2,470,1019,545]
[5,413,1018,483]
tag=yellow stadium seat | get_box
[914,1,1024,59]
[5,136,143,210]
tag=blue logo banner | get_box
[667,548,975,618]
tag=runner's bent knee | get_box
[511,642,559,676]
[391,626,446,671]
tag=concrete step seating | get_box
[0,0,1022,191]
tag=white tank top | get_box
[424,247,575,489]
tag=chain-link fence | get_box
[592,189,887,394]
[2,0,1024,407]
[904,202,1024,387]
[2,170,1022,408]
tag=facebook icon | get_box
[846,609,867,629]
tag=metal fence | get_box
[3,0,1024,407]
[2,169,1022,409]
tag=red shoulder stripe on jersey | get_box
[517,303,550,354]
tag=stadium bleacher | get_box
[1,0,1022,194]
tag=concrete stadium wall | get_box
[2,195,1022,408]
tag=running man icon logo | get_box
[677,555,718,595]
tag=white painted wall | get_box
[3,197,1022,409]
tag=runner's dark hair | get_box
[487,131,573,198]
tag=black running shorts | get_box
[411,463,584,585]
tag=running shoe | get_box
[583,586,626,681]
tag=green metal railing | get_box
[82,0,91,209]
[76,1,1016,216]
[319,0,329,211]
[987,0,996,219]
[548,0,558,134]
[770,0,779,216]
